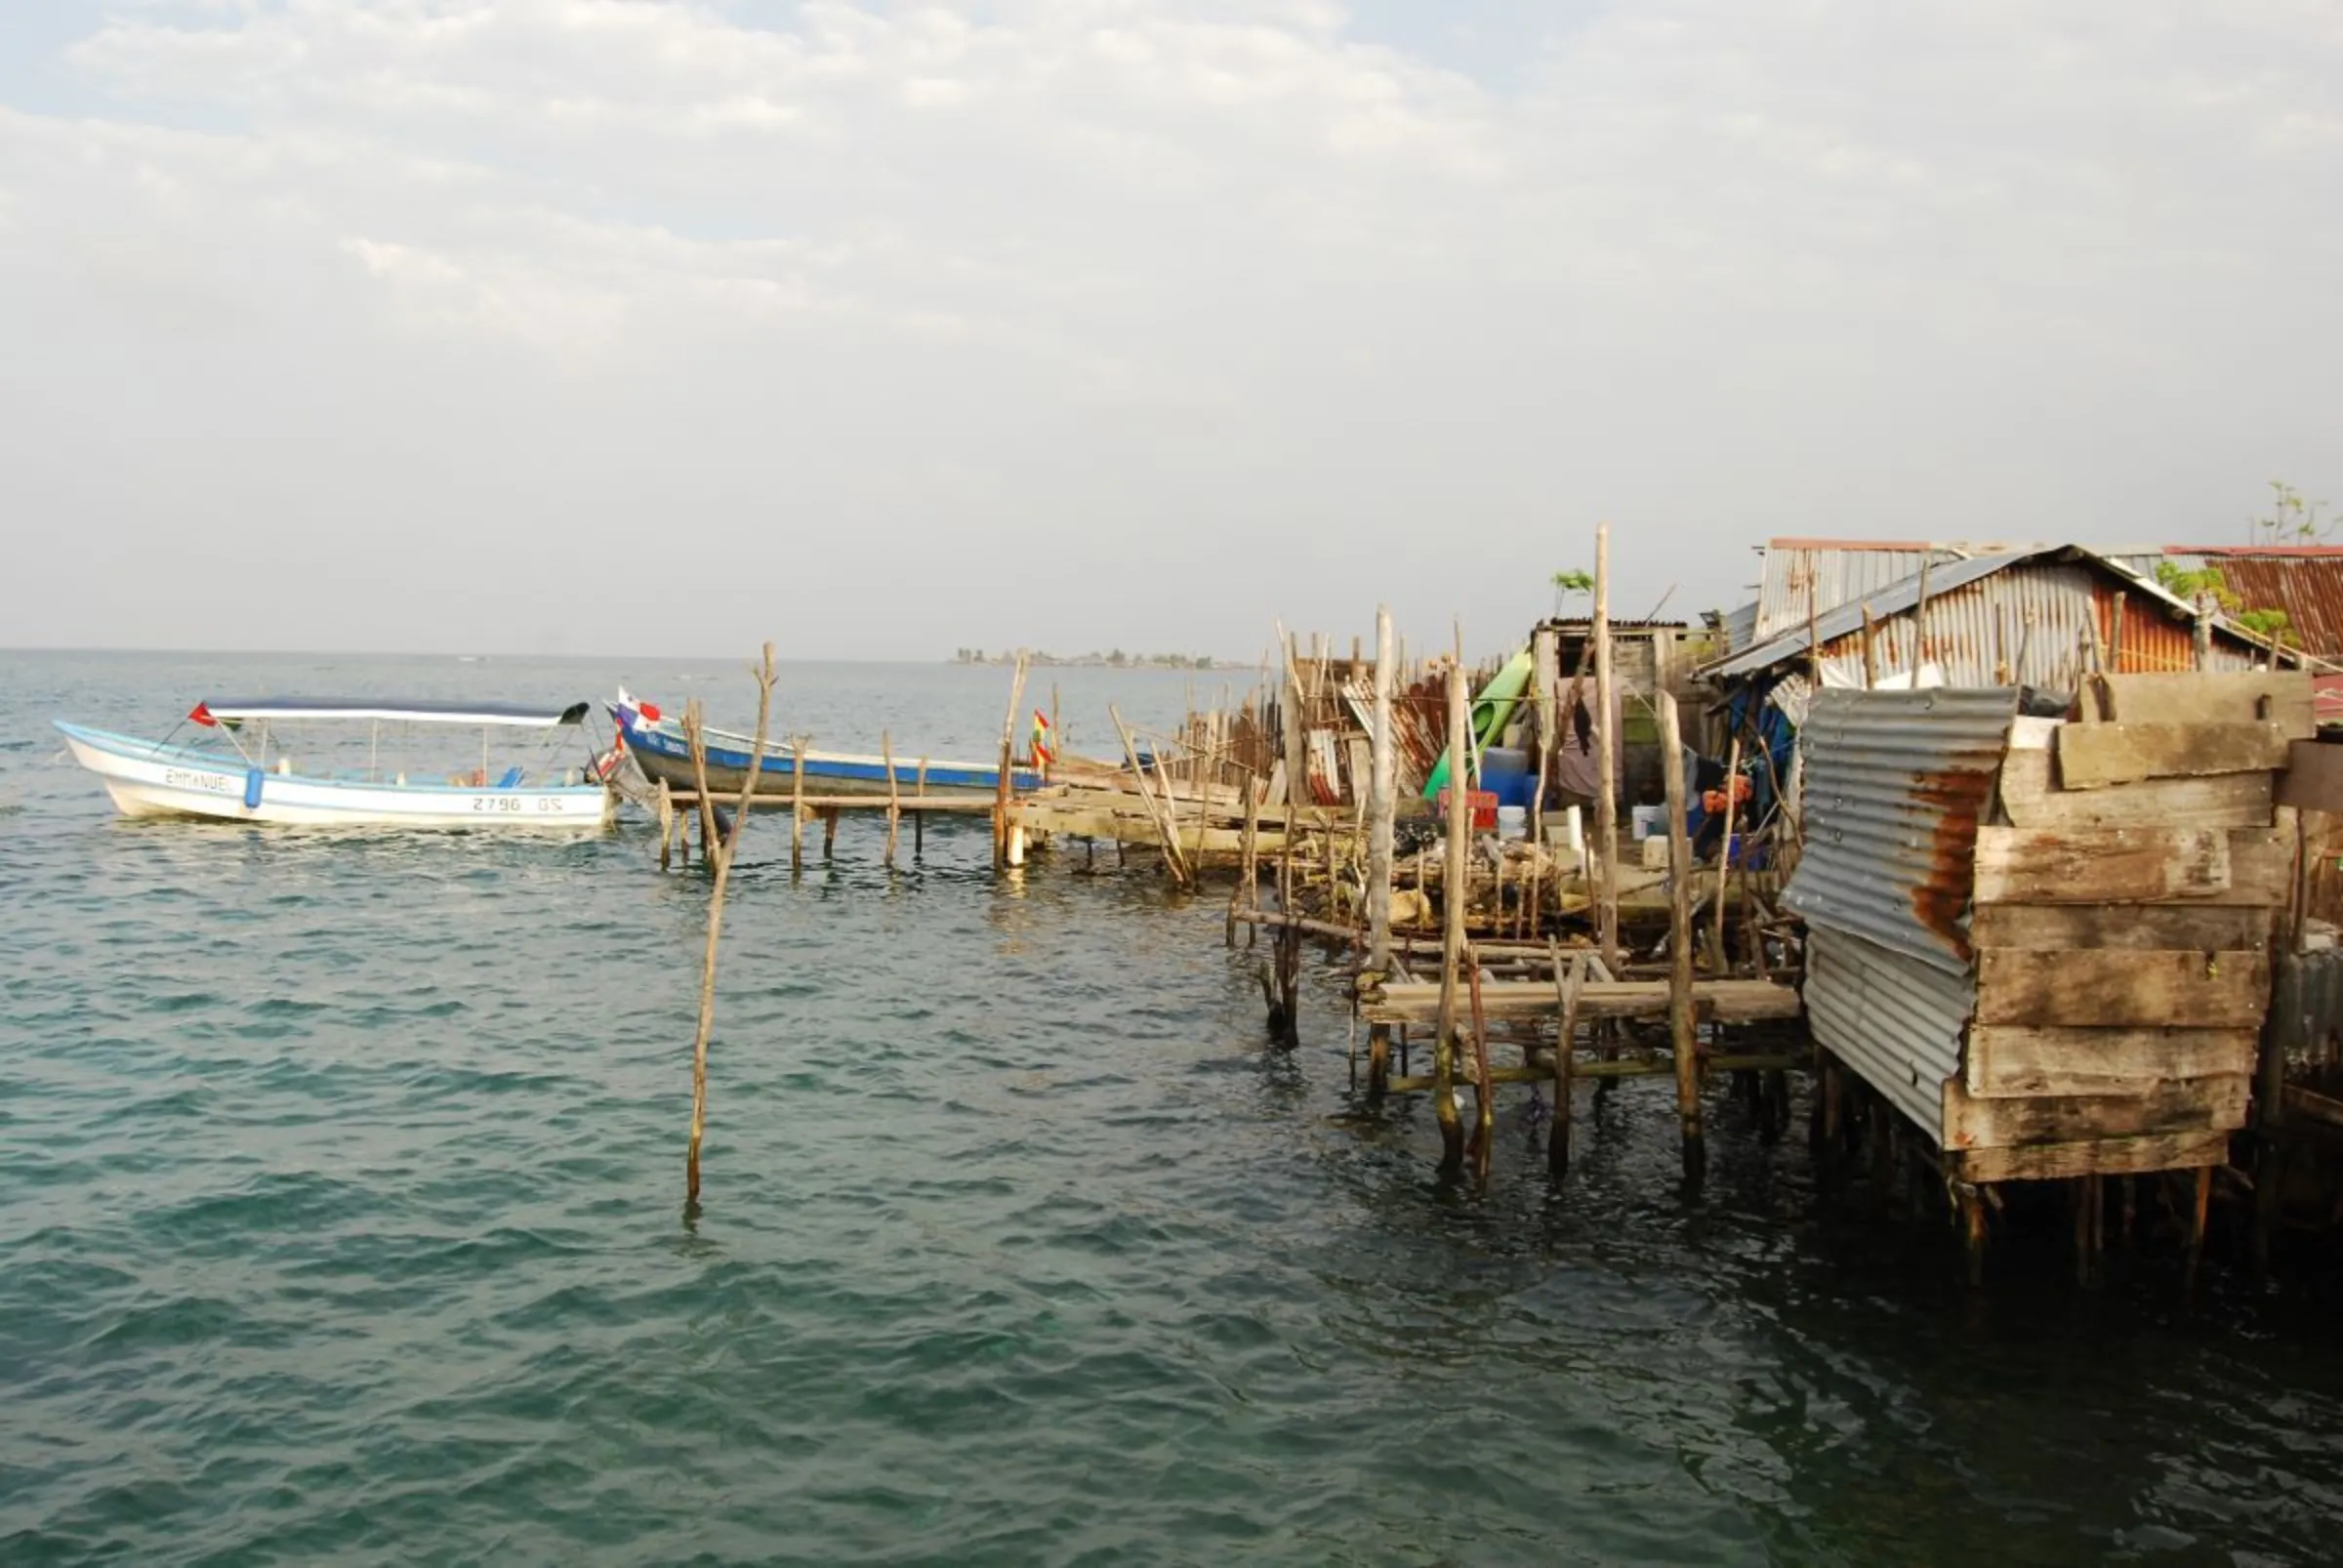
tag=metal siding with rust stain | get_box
[1785,687,2018,1145]
[1787,687,2018,972]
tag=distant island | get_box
[952,648,1227,670]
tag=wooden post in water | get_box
[882,729,901,869]
[1366,605,1398,1093]
[1710,733,1742,975]
[1548,943,1583,1176]
[790,738,807,873]
[656,778,675,872]
[994,653,1029,871]
[685,643,777,1211]
[915,759,928,857]
[1660,691,1705,1182]
[822,806,839,860]
[1112,704,1190,887]
[1434,661,1469,1174]
[1593,524,1622,970]
[683,700,721,861]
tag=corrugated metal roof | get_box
[1721,600,1759,653]
[1754,541,1967,643]
[2159,552,2343,660]
[1786,686,2017,973]
[1806,928,1970,1141]
[1710,547,2220,681]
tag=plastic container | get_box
[1630,804,1665,839]
[1435,788,1500,832]
[1497,805,1528,840]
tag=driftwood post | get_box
[685,642,777,1211]
[1434,662,1469,1173]
[1660,691,1705,1181]
[1366,604,1398,1093]
[1593,524,1622,970]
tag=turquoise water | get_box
[6,650,2343,1566]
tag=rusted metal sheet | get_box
[2167,550,2343,662]
[1753,540,1962,643]
[1713,548,2266,690]
[1786,687,2019,971]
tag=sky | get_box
[2,1,2337,661]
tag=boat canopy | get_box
[197,699,592,727]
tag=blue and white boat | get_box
[55,698,615,829]
[609,690,1045,801]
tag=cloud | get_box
[2,0,2339,656]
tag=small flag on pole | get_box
[1030,709,1053,767]
[188,702,217,727]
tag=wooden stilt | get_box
[1466,952,1495,1179]
[1434,661,1469,1174]
[1959,1182,1989,1287]
[882,729,901,869]
[1548,944,1583,1177]
[1660,691,1704,1182]
[2187,1165,2213,1291]
[1592,525,1622,971]
[656,778,675,872]
[915,759,927,858]
[1710,732,1742,975]
[822,805,839,859]
[790,737,806,874]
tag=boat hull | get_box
[613,709,1039,801]
[56,724,614,830]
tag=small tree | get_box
[1551,568,1594,619]
[2252,479,2333,545]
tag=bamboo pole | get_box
[1111,704,1190,887]
[1548,943,1583,1176]
[1660,691,1704,1181]
[1593,524,1622,970]
[686,643,777,1210]
[1467,952,1495,1178]
[1368,605,1397,977]
[1435,662,1469,1173]
[882,729,901,868]
[1710,733,1742,975]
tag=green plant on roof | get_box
[2155,560,2295,649]
[1551,568,1594,619]
[2252,479,2334,545]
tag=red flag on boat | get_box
[188,702,217,727]
[637,700,662,723]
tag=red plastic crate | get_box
[1435,788,1500,831]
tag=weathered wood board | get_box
[1967,903,2272,953]
[1964,1024,2261,1097]
[2276,738,2343,813]
[1363,977,1801,1026]
[1971,826,2286,905]
[1942,1074,2248,1150]
[2056,722,2290,790]
[1974,948,2269,1028]
[2094,671,2314,735]
[1949,1128,2231,1183]
[1997,746,2274,830]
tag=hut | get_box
[1787,673,2310,1264]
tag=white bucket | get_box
[1630,804,1664,839]
[1497,805,1527,840]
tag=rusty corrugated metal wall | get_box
[1785,687,2019,1140]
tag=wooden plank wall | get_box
[1947,671,2309,1183]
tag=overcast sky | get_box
[3,2,2337,660]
